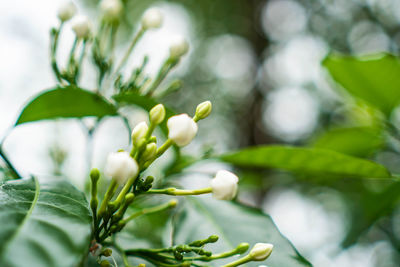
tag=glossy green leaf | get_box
[312,127,384,157]
[323,53,400,116]
[220,145,391,178]
[174,197,312,267]
[0,177,92,267]
[16,86,117,125]
[113,92,175,135]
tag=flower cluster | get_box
[54,1,274,266]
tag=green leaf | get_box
[220,145,391,178]
[312,127,384,157]
[113,92,175,135]
[174,197,312,267]
[0,177,92,267]
[323,53,400,116]
[343,181,400,247]
[16,86,117,125]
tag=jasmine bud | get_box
[167,114,198,147]
[58,2,77,22]
[149,104,166,125]
[169,35,189,59]
[131,121,149,145]
[141,8,163,29]
[236,243,250,254]
[194,100,212,121]
[100,0,123,22]
[142,143,157,161]
[104,151,139,185]
[210,170,239,200]
[71,15,91,39]
[249,243,273,261]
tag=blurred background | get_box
[1,0,400,266]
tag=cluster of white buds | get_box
[210,170,239,200]
[249,243,274,261]
[57,1,77,22]
[71,15,92,39]
[100,0,123,22]
[169,35,189,59]
[167,114,198,147]
[141,8,163,30]
[104,151,139,184]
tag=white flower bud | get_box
[167,114,198,147]
[71,16,91,39]
[58,2,77,22]
[132,121,149,145]
[169,36,189,59]
[141,8,163,29]
[249,243,273,261]
[195,101,212,120]
[104,151,139,185]
[150,104,166,125]
[100,0,123,21]
[142,143,157,161]
[210,170,238,200]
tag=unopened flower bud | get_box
[100,0,123,21]
[169,36,189,59]
[167,114,198,146]
[104,151,139,185]
[169,199,178,207]
[142,143,157,161]
[132,121,148,145]
[90,168,100,183]
[149,104,166,125]
[141,8,163,29]
[236,243,250,254]
[210,170,238,200]
[58,2,77,22]
[71,15,91,39]
[195,101,212,121]
[249,243,273,261]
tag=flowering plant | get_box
[4,1,397,267]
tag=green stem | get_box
[120,200,176,225]
[98,179,118,218]
[108,173,139,211]
[147,187,212,196]
[114,27,146,75]
[145,58,177,96]
[222,255,252,267]
[51,22,64,84]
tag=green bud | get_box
[148,136,157,143]
[102,248,113,257]
[236,242,250,254]
[169,199,178,208]
[149,104,166,125]
[208,235,219,243]
[144,176,154,185]
[125,193,135,204]
[174,250,183,260]
[194,101,212,121]
[141,143,157,161]
[100,260,110,267]
[90,168,100,183]
[132,122,149,145]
